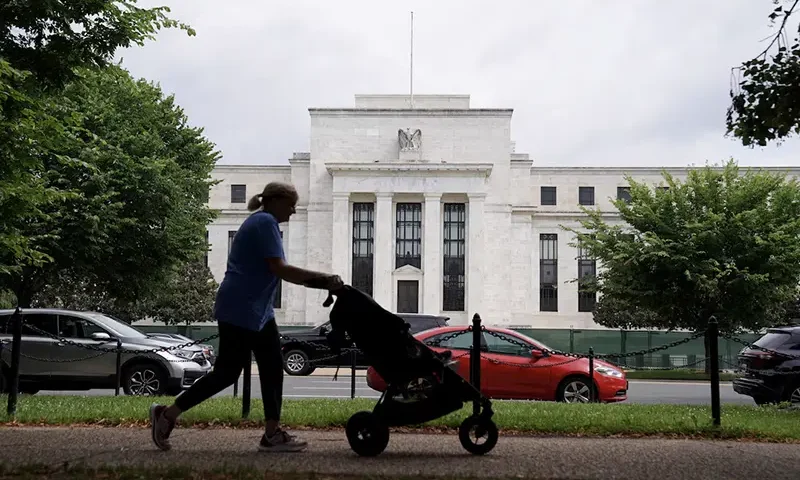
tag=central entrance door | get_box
[397,280,419,313]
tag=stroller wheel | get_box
[458,415,498,455]
[346,411,390,457]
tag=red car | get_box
[366,326,628,403]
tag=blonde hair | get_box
[248,182,299,212]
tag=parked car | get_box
[732,326,800,405]
[147,333,216,365]
[0,309,212,396]
[280,314,450,376]
[365,325,629,403]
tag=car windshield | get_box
[754,332,792,350]
[86,313,147,338]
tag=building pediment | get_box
[325,162,493,178]
[393,264,423,275]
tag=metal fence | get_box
[133,324,761,371]
[2,308,798,428]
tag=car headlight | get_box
[594,366,624,378]
[170,349,196,360]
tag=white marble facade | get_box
[206,94,800,329]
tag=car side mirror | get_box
[90,332,111,341]
[319,326,328,336]
[527,348,548,358]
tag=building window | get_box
[442,203,466,311]
[228,230,237,255]
[617,186,631,203]
[396,203,422,269]
[541,186,557,206]
[274,231,283,308]
[578,187,594,206]
[577,242,596,312]
[230,184,246,203]
[539,234,558,312]
[352,202,374,297]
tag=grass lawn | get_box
[1,395,798,442]
[624,370,739,381]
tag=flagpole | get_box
[410,11,414,109]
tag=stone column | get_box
[423,193,442,315]
[467,193,486,320]
[374,192,394,308]
[331,192,351,284]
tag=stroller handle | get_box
[300,277,347,307]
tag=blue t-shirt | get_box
[213,211,284,332]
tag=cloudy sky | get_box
[116,0,800,168]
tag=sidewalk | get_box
[0,426,798,479]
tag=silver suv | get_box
[0,308,212,396]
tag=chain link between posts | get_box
[11,319,800,375]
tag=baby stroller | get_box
[310,283,498,457]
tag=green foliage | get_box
[0,0,197,304]
[0,60,75,283]
[0,0,195,88]
[564,160,800,334]
[727,0,800,146]
[1,64,221,307]
[140,260,219,325]
[32,259,218,325]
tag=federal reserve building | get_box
[205,93,799,329]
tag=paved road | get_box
[39,371,757,405]
[0,426,797,479]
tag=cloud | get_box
[116,0,800,168]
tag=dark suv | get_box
[280,314,449,376]
[732,326,800,405]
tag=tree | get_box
[0,64,221,307]
[0,1,196,302]
[32,259,219,325]
[139,260,219,325]
[727,0,800,147]
[0,0,194,89]
[565,161,800,340]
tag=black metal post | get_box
[115,338,122,396]
[242,353,252,419]
[588,347,595,403]
[708,317,721,426]
[569,327,575,353]
[350,348,357,399]
[470,313,482,416]
[7,307,22,416]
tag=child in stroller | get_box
[312,282,499,457]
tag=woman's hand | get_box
[323,274,344,291]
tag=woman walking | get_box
[149,181,343,452]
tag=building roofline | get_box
[530,165,800,175]
[308,108,513,117]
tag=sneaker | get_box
[150,403,176,451]
[258,428,308,453]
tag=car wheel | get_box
[557,375,596,403]
[283,349,314,376]
[785,385,800,404]
[123,363,167,396]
